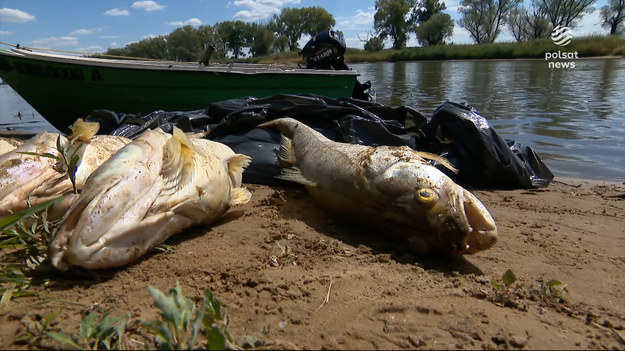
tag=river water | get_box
[352,59,625,182]
[1,58,624,182]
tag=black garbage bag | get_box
[85,94,553,189]
[422,101,553,188]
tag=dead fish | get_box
[0,121,130,216]
[49,127,252,270]
[259,117,497,255]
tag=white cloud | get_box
[30,36,78,48]
[70,27,105,36]
[141,34,158,40]
[0,30,14,35]
[132,1,166,12]
[104,8,129,16]
[166,18,203,26]
[232,0,301,21]
[0,8,35,23]
[338,9,374,29]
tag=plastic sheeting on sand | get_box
[85,94,553,189]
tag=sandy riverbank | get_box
[1,176,624,349]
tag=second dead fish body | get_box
[0,128,130,216]
[49,127,252,270]
[260,117,498,255]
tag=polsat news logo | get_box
[545,25,578,69]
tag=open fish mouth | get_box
[455,189,498,254]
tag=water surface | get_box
[351,59,625,182]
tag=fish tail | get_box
[69,118,100,141]
[227,154,252,187]
[277,134,296,166]
[230,187,252,206]
[257,117,299,138]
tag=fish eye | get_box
[416,188,438,205]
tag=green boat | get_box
[0,47,359,132]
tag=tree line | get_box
[104,0,624,60]
[104,7,334,61]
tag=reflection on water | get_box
[351,59,625,181]
[1,59,624,181]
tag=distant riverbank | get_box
[252,35,625,64]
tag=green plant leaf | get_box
[79,311,99,343]
[0,283,15,310]
[16,151,59,159]
[206,326,227,350]
[148,285,179,325]
[42,311,62,329]
[491,281,502,290]
[502,269,516,286]
[203,288,222,326]
[546,279,562,287]
[46,331,82,350]
[189,301,205,350]
[0,195,67,231]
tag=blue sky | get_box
[0,0,608,54]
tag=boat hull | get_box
[0,49,358,132]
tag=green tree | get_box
[538,0,596,28]
[412,0,447,22]
[168,25,203,61]
[600,0,625,34]
[364,36,386,51]
[410,0,453,46]
[506,3,551,41]
[248,23,276,57]
[271,7,335,52]
[374,0,418,49]
[124,36,169,59]
[458,0,521,43]
[415,12,454,45]
[215,21,249,58]
[196,25,226,60]
[301,7,336,37]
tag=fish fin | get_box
[277,167,317,187]
[413,151,459,174]
[173,126,196,152]
[227,154,252,188]
[69,118,100,141]
[185,130,210,139]
[230,187,252,206]
[161,128,196,196]
[277,134,296,166]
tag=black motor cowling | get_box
[301,30,372,101]
[301,30,348,70]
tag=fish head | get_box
[375,159,497,255]
[420,180,498,254]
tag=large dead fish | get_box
[0,120,130,216]
[49,127,252,270]
[259,117,497,255]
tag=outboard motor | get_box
[301,30,373,101]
